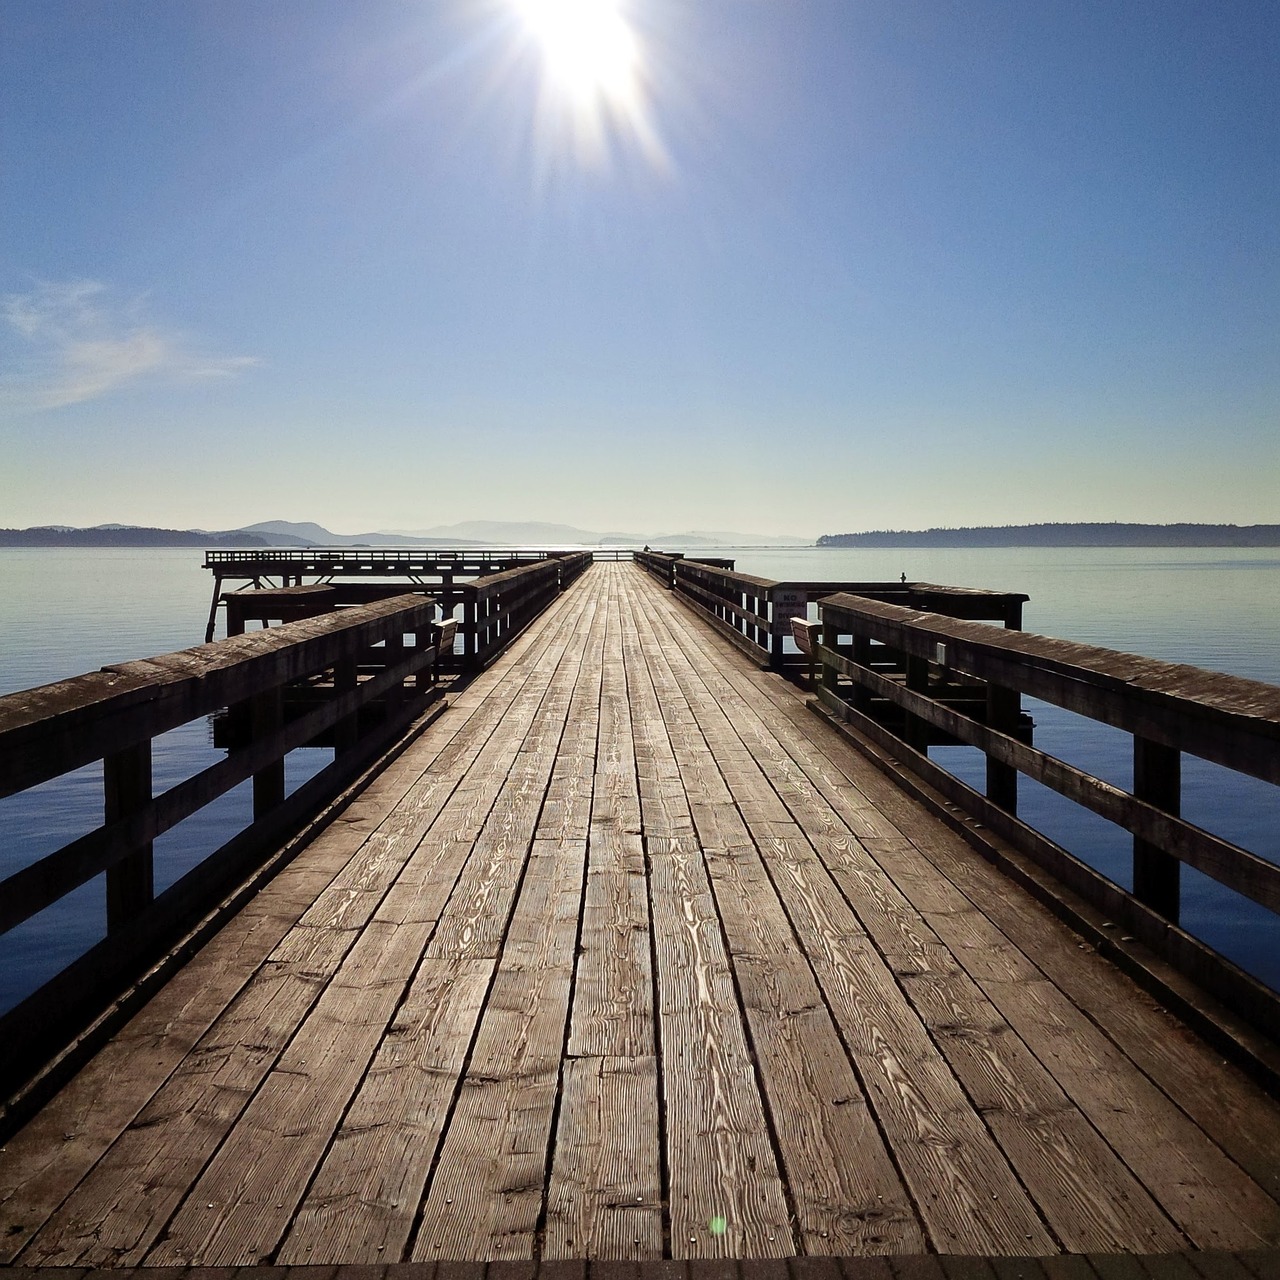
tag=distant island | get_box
[818,523,1280,548]
[0,519,812,549]
[0,526,273,548]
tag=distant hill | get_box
[0,525,271,548]
[395,520,812,547]
[239,520,485,548]
[817,523,1280,548]
[0,521,489,549]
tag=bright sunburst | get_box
[513,0,639,104]
[508,0,668,171]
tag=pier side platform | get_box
[1,562,1278,1269]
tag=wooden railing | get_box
[814,592,1280,1036]
[203,547,568,571]
[454,552,592,671]
[0,594,454,1115]
[636,553,1026,673]
[203,547,595,641]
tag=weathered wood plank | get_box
[636,583,1056,1255]
[10,573,601,1268]
[652,596,1186,1253]
[621,574,793,1259]
[656,578,1280,1234]
[281,576,608,1264]
[544,577,662,1259]
[628,583,924,1255]
[409,841,586,1261]
[144,916,434,1265]
[543,1055,664,1259]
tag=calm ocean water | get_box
[1,545,1277,1011]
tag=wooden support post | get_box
[104,740,153,935]
[204,574,224,644]
[334,655,358,756]
[250,688,285,818]
[851,635,872,713]
[385,631,405,716]
[463,598,478,668]
[986,682,1020,814]
[820,623,838,695]
[1134,736,1181,922]
[904,652,930,754]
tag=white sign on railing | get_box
[772,589,807,636]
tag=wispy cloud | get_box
[0,279,259,410]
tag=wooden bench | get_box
[791,616,822,687]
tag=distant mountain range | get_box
[381,520,812,547]
[7,519,1276,551]
[0,525,271,548]
[0,520,812,549]
[818,523,1280,547]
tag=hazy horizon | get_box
[3,1,1277,536]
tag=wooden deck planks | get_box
[544,574,663,1261]
[639,580,1280,1251]
[635,585,1188,1254]
[6,571,602,1267]
[4,561,1280,1269]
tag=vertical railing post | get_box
[821,611,839,695]
[851,633,873,713]
[105,740,153,935]
[1134,736,1180,922]
[251,687,285,818]
[335,653,359,756]
[464,596,478,669]
[384,630,405,718]
[904,651,930,754]
[985,682,1020,814]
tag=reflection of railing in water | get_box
[814,591,1280,1047]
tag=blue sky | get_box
[2,0,1276,537]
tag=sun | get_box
[512,0,640,107]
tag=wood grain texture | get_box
[543,1055,664,1259]
[9,561,1280,1269]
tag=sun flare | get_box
[507,0,667,170]
[513,0,639,105]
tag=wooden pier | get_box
[2,560,1279,1277]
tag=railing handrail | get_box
[0,591,461,1115]
[814,590,1280,1048]
[461,557,565,599]
[820,592,1280,782]
[203,546,568,565]
[0,593,437,800]
[675,559,777,591]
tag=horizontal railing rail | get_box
[638,553,1027,673]
[634,549,682,586]
[203,547,595,643]
[454,552,593,671]
[0,594,453,1115]
[814,591,1280,1036]
[673,559,776,664]
[204,547,568,567]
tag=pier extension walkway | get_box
[2,563,1279,1273]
